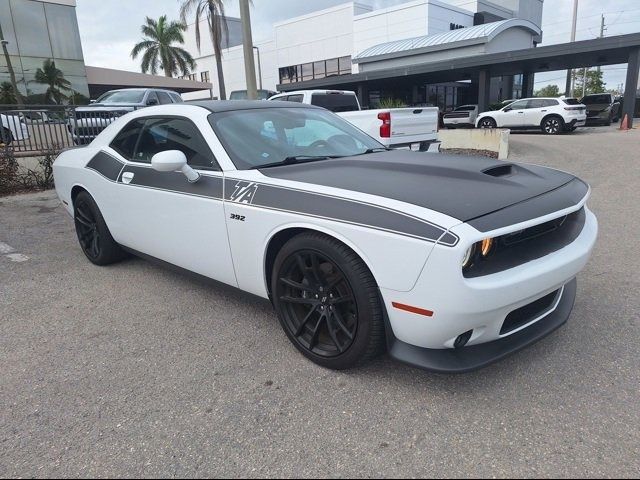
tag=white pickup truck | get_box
[269,90,439,151]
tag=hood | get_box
[259,150,578,223]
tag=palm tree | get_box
[180,0,229,100]
[0,82,17,104]
[33,59,72,104]
[131,16,196,77]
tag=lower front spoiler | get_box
[388,278,577,374]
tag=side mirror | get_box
[151,150,200,183]
[147,98,159,106]
[503,107,512,112]
[90,99,97,104]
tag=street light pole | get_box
[565,0,579,97]
[239,0,258,100]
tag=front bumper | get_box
[381,202,597,372]
[389,278,576,373]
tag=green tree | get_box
[0,81,17,104]
[535,84,561,97]
[572,68,606,97]
[180,0,229,100]
[33,59,73,104]
[131,15,196,77]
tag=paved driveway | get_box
[1,126,638,478]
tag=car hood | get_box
[259,150,582,223]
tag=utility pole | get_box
[597,15,606,73]
[254,46,263,91]
[239,0,258,100]
[566,0,579,97]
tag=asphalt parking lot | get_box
[1,125,639,478]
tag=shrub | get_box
[0,147,19,196]
[379,98,407,108]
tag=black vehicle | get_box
[581,93,621,126]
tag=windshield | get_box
[210,107,384,170]
[97,90,146,104]
[581,95,611,105]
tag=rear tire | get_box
[541,116,563,135]
[73,191,126,266]
[272,232,385,370]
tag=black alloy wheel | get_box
[278,250,358,358]
[73,191,125,266]
[75,197,101,261]
[479,118,496,129]
[272,232,385,370]
[542,117,563,135]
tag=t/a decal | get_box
[230,182,259,204]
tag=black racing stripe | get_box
[467,179,589,232]
[86,151,124,182]
[225,179,457,245]
[119,164,224,199]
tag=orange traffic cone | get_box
[620,114,629,131]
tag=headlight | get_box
[462,244,476,269]
[480,238,494,257]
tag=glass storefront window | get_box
[10,0,53,58]
[44,3,84,60]
[338,56,351,75]
[313,61,325,79]
[0,0,20,56]
[326,58,339,76]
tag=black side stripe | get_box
[86,151,124,182]
[225,179,459,246]
[119,164,224,199]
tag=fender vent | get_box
[483,164,514,177]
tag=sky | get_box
[75,0,640,92]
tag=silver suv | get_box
[69,88,183,145]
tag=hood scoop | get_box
[483,164,514,177]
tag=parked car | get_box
[443,105,479,128]
[53,100,597,372]
[0,112,29,146]
[476,97,586,134]
[269,90,439,151]
[581,93,621,125]
[69,88,183,145]
[230,89,278,100]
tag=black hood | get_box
[260,150,583,223]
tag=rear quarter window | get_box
[311,93,359,113]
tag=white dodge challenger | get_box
[53,101,598,373]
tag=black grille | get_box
[501,289,560,335]
[465,207,586,278]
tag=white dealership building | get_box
[183,0,544,109]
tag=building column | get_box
[522,72,534,98]
[503,75,514,101]
[478,69,491,113]
[357,83,369,109]
[622,47,640,128]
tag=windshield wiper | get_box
[357,147,391,155]
[250,155,342,170]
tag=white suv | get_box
[476,97,587,134]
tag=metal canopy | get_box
[354,19,541,64]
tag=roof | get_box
[354,19,542,63]
[188,100,321,113]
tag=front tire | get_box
[272,232,385,370]
[74,191,126,266]
[478,117,497,129]
[541,116,563,135]
[0,127,13,146]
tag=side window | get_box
[146,91,159,106]
[133,117,219,171]
[109,119,146,160]
[527,99,545,109]
[508,100,529,110]
[544,99,559,107]
[286,95,304,103]
[169,93,183,103]
[157,91,173,105]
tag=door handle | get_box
[541,110,548,112]
[122,172,135,184]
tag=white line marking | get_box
[0,242,15,254]
[6,253,29,263]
